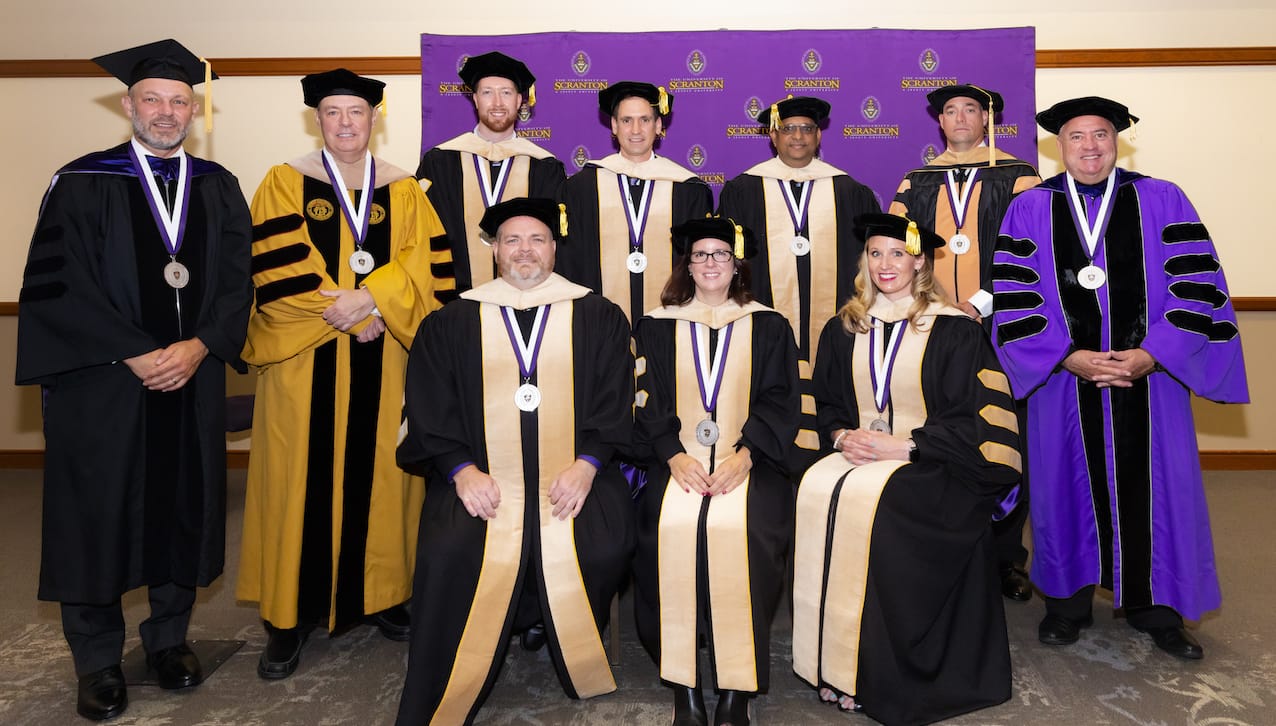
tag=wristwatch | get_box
[907,438,919,463]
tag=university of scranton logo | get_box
[306,198,334,221]
[919,48,939,73]
[687,145,706,169]
[572,51,591,76]
[803,49,822,74]
[688,50,706,75]
[725,97,768,138]
[861,96,881,121]
[572,145,591,170]
[370,204,386,225]
[922,145,940,164]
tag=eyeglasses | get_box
[777,123,818,136]
[689,250,734,263]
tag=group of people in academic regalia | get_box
[17,36,1248,726]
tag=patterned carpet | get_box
[1,470,1273,725]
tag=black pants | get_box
[60,582,196,676]
[1044,585,1184,629]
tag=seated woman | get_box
[632,217,799,726]
[791,213,1021,725]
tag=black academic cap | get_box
[459,51,536,96]
[92,38,216,87]
[598,81,672,116]
[671,216,758,260]
[301,68,385,108]
[479,197,568,241]
[1036,96,1139,134]
[757,96,831,129]
[853,213,945,256]
[927,84,1004,115]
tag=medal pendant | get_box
[514,383,541,412]
[695,418,720,446]
[868,418,891,434]
[164,261,190,289]
[790,235,811,256]
[948,233,971,255]
[626,251,648,274]
[1078,264,1106,290]
[349,249,375,274]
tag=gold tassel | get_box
[201,56,212,133]
[905,219,921,256]
[528,83,537,108]
[732,220,744,259]
[657,86,669,115]
[558,203,568,237]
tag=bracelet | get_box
[832,429,850,451]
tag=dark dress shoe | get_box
[714,689,751,726]
[77,665,127,721]
[1144,626,1204,660]
[369,603,412,641]
[520,623,547,652]
[672,685,708,726]
[147,642,204,689]
[1038,612,1093,645]
[258,623,310,680]
[999,563,1033,602]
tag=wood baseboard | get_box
[3,449,1274,470]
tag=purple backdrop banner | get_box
[420,28,1036,205]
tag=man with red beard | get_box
[417,52,567,294]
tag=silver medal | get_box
[1078,264,1106,290]
[868,418,891,434]
[695,419,720,446]
[626,251,648,274]
[163,260,190,289]
[790,235,811,256]
[948,233,971,255]
[514,383,541,412]
[349,249,375,274]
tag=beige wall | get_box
[2,4,1273,455]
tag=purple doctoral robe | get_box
[991,169,1247,620]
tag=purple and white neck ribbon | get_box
[868,318,906,416]
[777,178,812,236]
[943,167,978,232]
[321,149,375,248]
[1065,170,1116,259]
[501,305,550,381]
[617,174,654,251]
[690,321,734,415]
[127,139,191,256]
[473,154,512,208]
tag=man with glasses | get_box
[718,96,880,470]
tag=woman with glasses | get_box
[632,217,799,726]
[791,213,1021,724]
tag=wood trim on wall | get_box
[2,47,1275,78]
[3,449,1271,470]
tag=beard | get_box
[131,113,189,152]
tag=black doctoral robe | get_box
[395,274,635,725]
[631,302,798,693]
[16,142,252,603]
[793,303,1020,726]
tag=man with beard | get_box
[417,51,567,294]
[395,197,635,725]
[718,96,880,470]
[16,39,252,720]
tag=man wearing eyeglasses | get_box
[718,96,880,470]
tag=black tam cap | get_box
[599,81,672,116]
[459,51,536,97]
[853,213,945,256]
[1036,96,1138,134]
[671,216,758,260]
[479,197,568,242]
[301,68,386,108]
[927,84,1004,115]
[92,38,215,87]
[757,96,831,129]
